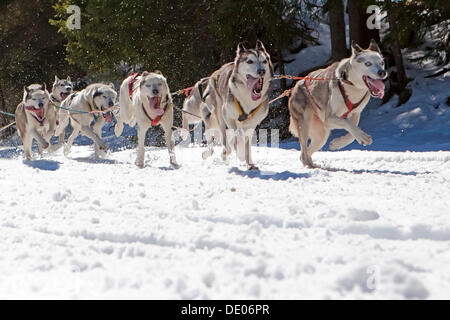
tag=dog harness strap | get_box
[304,78,323,111]
[338,81,369,119]
[50,94,61,106]
[87,102,99,123]
[142,104,161,127]
[128,73,141,100]
[233,97,263,122]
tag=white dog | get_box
[115,71,179,168]
[56,83,117,156]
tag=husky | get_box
[181,77,221,160]
[114,71,179,168]
[15,84,58,160]
[204,40,274,170]
[55,83,117,157]
[50,75,73,149]
[288,39,387,168]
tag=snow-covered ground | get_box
[0,144,449,299]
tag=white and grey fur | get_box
[115,71,178,168]
[56,83,117,157]
[15,83,57,160]
[203,40,274,170]
[50,75,74,151]
[288,39,388,168]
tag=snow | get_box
[0,144,449,299]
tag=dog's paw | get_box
[135,160,145,168]
[248,164,260,171]
[171,162,181,169]
[202,150,212,160]
[355,131,373,146]
[329,137,345,150]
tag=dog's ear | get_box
[23,86,29,100]
[67,76,71,83]
[351,40,363,55]
[237,42,247,55]
[368,39,381,53]
[54,75,59,83]
[154,70,163,75]
[108,82,115,90]
[42,83,47,91]
[141,71,150,77]
[255,40,267,53]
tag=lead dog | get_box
[56,83,117,156]
[204,41,274,170]
[15,84,57,160]
[288,39,387,168]
[115,71,179,168]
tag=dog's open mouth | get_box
[25,106,45,122]
[363,75,385,99]
[103,111,114,123]
[148,96,165,116]
[246,75,264,101]
[60,92,71,101]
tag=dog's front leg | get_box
[329,113,361,150]
[80,124,108,155]
[162,123,179,169]
[31,129,50,153]
[327,115,372,147]
[135,124,148,168]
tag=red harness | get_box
[337,81,369,119]
[128,73,140,100]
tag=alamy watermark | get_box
[366,5,383,30]
[66,5,81,30]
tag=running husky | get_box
[56,83,117,157]
[204,40,274,170]
[288,39,387,168]
[115,71,179,168]
[181,77,221,160]
[15,84,57,160]
[50,75,73,149]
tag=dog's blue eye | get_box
[247,60,254,64]
[262,60,268,64]
[365,62,372,67]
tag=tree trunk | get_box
[348,0,380,48]
[386,0,407,91]
[328,0,347,62]
[0,82,6,127]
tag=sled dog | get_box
[204,40,274,170]
[50,75,73,149]
[56,83,117,156]
[181,77,221,159]
[288,39,388,168]
[15,84,57,160]
[115,71,179,168]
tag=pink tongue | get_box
[149,97,164,116]
[368,78,385,98]
[104,112,113,123]
[36,108,44,119]
[247,76,258,90]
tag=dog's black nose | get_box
[378,70,387,78]
[108,100,114,107]
[38,103,44,108]
[257,69,266,76]
[153,89,159,95]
